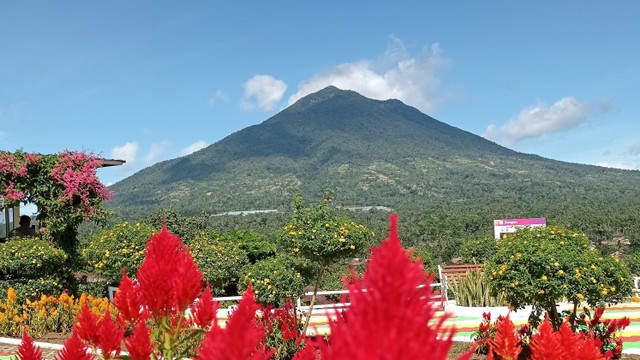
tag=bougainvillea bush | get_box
[0,150,111,251]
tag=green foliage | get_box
[281,194,373,265]
[485,226,633,327]
[624,252,640,275]
[239,254,305,307]
[188,230,249,295]
[450,270,504,307]
[142,208,207,242]
[0,237,68,300]
[218,230,277,263]
[460,236,497,264]
[82,221,155,284]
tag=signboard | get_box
[494,218,546,239]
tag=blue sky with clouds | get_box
[1,1,639,187]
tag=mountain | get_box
[107,86,640,254]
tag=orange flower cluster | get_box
[0,287,109,338]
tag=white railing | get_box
[107,281,444,316]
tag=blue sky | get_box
[1,1,639,188]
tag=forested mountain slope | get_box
[107,86,640,258]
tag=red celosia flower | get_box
[136,225,203,318]
[124,321,155,360]
[74,302,101,347]
[17,330,43,360]
[113,270,147,328]
[196,285,274,360]
[97,307,125,358]
[318,214,464,360]
[490,314,522,360]
[530,316,607,360]
[190,284,219,330]
[292,340,318,360]
[56,333,94,360]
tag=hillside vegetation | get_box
[107,86,640,263]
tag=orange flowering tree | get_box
[485,226,633,328]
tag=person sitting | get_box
[9,215,37,238]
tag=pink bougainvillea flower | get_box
[124,321,156,360]
[74,302,101,347]
[136,224,203,318]
[196,285,274,360]
[318,214,465,360]
[56,333,94,360]
[113,270,147,328]
[190,284,219,330]
[17,330,43,360]
[97,307,125,358]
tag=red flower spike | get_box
[114,270,147,328]
[136,225,203,318]
[97,307,124,358]
[191,284,219,330]
[318,214,457,360]
[55,333,94,360]
[125,321,155,360]
[490,314,522,360]
[17,330,43,360]
[196,285,274,360]
[75,302,101,347]
[292,340,317,360]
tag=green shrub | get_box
[240,254,306,307]
[142,208,207,242]
[0,237,68,300]
[485,226,633,328]
[82,222,155,284]
[188,230,249,296]
[450,269,503,307]
[460,236,497,264]
[218,230,276,263]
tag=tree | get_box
[281,193,373,334]
[485,226,633,329]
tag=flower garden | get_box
[2,150,640,359]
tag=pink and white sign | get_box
[494,218,546,239]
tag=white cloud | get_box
[287,37,452,113]
[484,97,594,147]
[242,75,287,111]
[110,142,139,169]
[208,89,229,106]
[594,161,638,170]
[181,140,208,155]
[144,141,169,166]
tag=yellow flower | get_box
[541,275,548,281]
[601,289,608,296]
[538,290,545,295]
[338,237,346,243]
[557,270,564,275]
[577,293,585,300]
[350,245,355,250]
[515,253,522,259]
[293,248,299,253]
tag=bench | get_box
[438,264,485,304]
